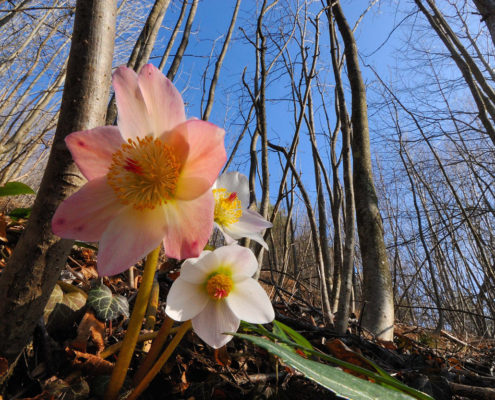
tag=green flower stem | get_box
[127,320,192,400]
[104,246,161,400]
[133,315,174,385]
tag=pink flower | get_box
[52,64,226,276]
[165,245,274,348]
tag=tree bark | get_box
[473,0,495,46]
[0,0,116,366]
[330,0,394,340]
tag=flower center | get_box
[206,273,233,300]
[107,136,180,210]
[213,188,242,227]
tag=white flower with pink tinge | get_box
[52,64,226,276]
[212,172,272,249]
[165,245,274,348]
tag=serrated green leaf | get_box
[8,207,31,220]
[87,285,129,321]
[0,182,35,196]
[235,333,415,400]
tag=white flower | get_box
[212,172,272,249]
[165,245,275,348]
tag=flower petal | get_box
[168,120,226,200]
[214,172,249,207]
[192,300,239,348]
[227,278,274,324]
[165,278,209,321]
[179,251,223,284]
[138,64,186,136]
[97,206,167,276]
[65,127,124,180]
[162,190,214,260]
[223,209,272,249]
[213,244,258,279]
[113,65,151,140]
[52,177,124,242]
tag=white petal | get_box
[179,250,221,284]
[213,244,258,279]
[165,278,209,321]
[224,209,272,249]
[227,279,274,323]
[214,172,249,207]
[192,300,239,349]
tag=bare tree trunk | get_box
[330,0,394,340]
[0,0,115,367]
[473,0,495,46]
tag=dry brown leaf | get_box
[0,214,7,242]
[325,339,375,380]
[214,346,231,367]
[0,357,8,378]
[69,310,105,354]
[65,347,114,375]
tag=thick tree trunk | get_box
[473,0,495,46]
[0,0,116,366]
[330,0,394,340]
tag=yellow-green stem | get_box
[127,320,192,400]
[133,315,174,384]
[104,246,161,400]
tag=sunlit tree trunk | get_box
[0,0,116,367]
[330,0,394,340]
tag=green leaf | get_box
[0,182,35,196]
[44,284,64,323]
[87,284,129,321]
[235,333,415,400]
[8,207,31,220]
[44,284,87,335]
[273,320,314,350]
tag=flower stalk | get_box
[127,320,192,400]
[105,245,161,400]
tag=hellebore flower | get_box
[165,245,274,348]
[52,64,226,276]
[212,172,272,249]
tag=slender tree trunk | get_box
[0,0,116,366]
[330,1,394,340]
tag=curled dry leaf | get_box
[65,347,114,375]
[69,310,105,354]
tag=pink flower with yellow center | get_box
[165,245,274,348]
[212,172,272,249]
[52,64,226,276]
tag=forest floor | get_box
[0,218,494,400]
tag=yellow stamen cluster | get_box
[206,273,233,300]
[107,136,180,210]
[213,188,242,227]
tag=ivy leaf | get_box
[0,182,35,197]
[87,284,129,321]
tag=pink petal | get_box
[214,172,250,207]
[192,300,239,348]
[161,190,214,260]
[165,278,209,321]
[164,120,226,200]
[213,244,258,279]
[52,177,124,242]
[113,66,151,140]
[226,278,274,324]
[97,206,167,276]
[138,64,186,136]
[65,127,124,180]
